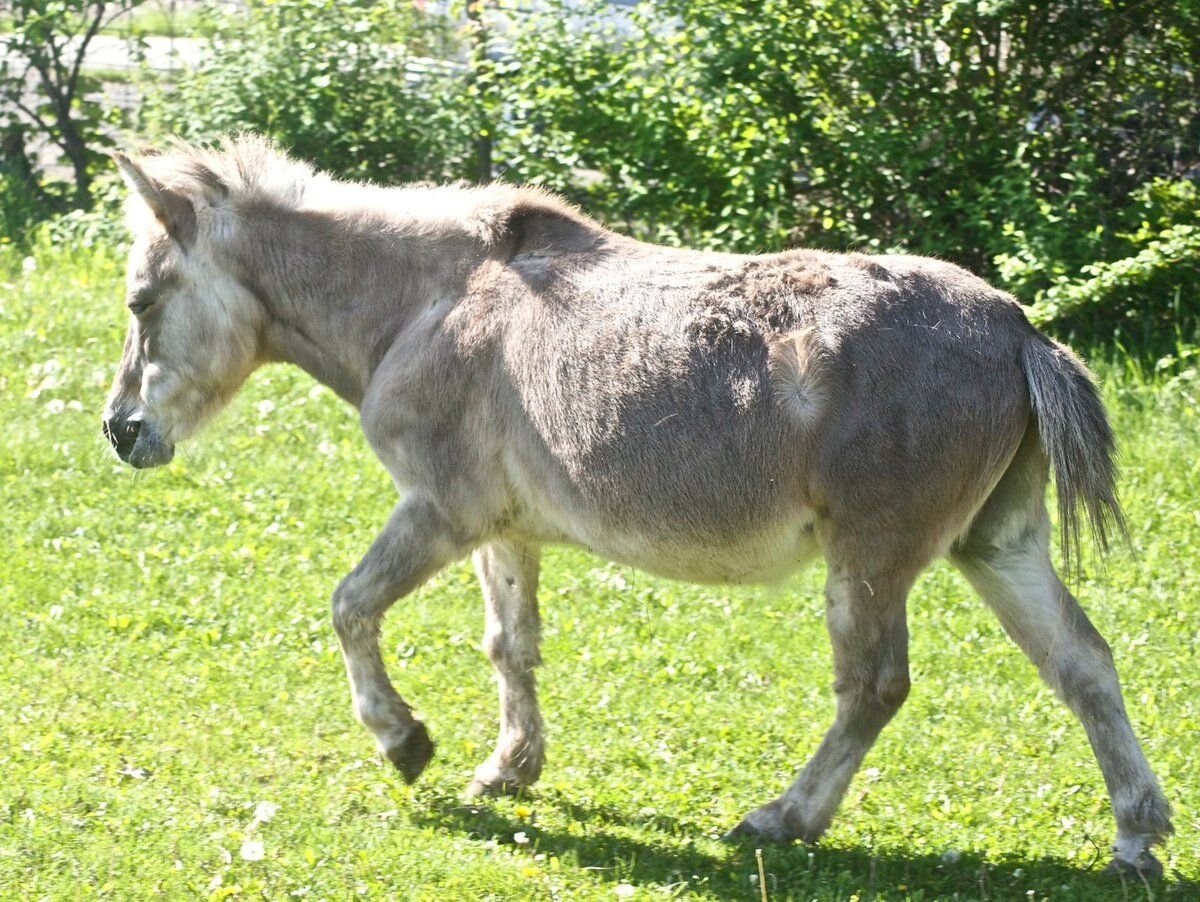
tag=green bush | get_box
[1,2,146,208]
[494,0,798,251]
[0,171,48,245]
[32,175,129,252]
[494,0,1198,334]
[146,0,473,185]
[119,0,1200,336]
[1024,179,1200,330]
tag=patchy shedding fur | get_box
[768,327,830,425]
[101,136,1170,877]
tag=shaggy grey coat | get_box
[103,136,1170,876]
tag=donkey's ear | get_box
[112,151,197,246]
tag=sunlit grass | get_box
[1,242,1196,899]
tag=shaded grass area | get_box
[1,241,1197,899]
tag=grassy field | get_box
[1,237,1197,900]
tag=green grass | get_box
[1,239,1197,900]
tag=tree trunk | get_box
[466,0,493,183]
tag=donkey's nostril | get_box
[103,416,141,460]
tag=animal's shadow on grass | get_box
[410,791,1189,899]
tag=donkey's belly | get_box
[499,417,821,583]
[597,521,822,585]
[513,499,822,585]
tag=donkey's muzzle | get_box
[103,415,141,461]
[102,414,174,468]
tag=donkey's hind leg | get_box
[730,554,917,843]
[467,539,545,797]
[951,461,1171,876]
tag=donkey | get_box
[103,136,1170,875]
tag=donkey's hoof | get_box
[722,808,792,844]
[465,759,536,798]
[384,723,434,784]
[465,776,527,798]
[721,820,765,842]
[1104,851,1163,880]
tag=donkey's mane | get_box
[138,133,316,209]
[133,133,598,248]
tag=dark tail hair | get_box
[1020,334,1127,573]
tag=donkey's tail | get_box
[1020,333,1127,570]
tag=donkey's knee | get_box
[867,669,911,715]
[331,578,374,646]
[482,623,541,674]
[1044,632,1116,712]
[1004,579,1124,718]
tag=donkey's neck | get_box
[241,206,486,407]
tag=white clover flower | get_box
[253,801,279,823]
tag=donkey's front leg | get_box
[468,540,544,796]
[332,492,472,783]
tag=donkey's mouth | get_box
[128,423,175,468]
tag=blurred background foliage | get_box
[2,0,1197,341]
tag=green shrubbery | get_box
[488,0,1199,337]
[0,171,45,245]
[144,0,473,185]
[6,0,1198,337]
[1022,179,1200,330]
[1,1,146,209]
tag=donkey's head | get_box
[103,149,267,468]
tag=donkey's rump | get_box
[804,254,1034,556]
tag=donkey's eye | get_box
[128,291,157,316]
